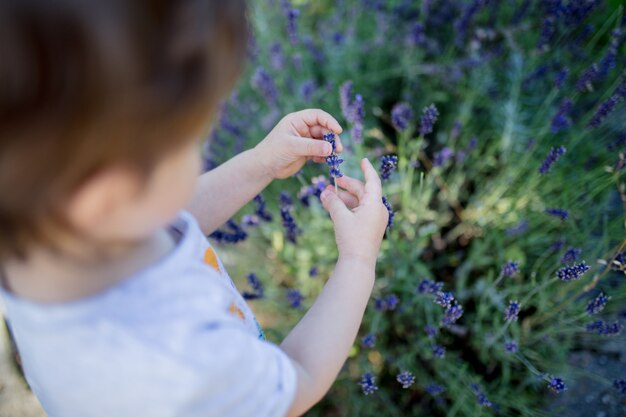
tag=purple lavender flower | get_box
[396,370,416,389]
[585,320,604,333]
[298,185,315,207]
[391,102,413,131]
[539,146,566,174]
[551,99,573,133]
[359,373,379,395]
[598,28,624,76]
[548,377,566,394]
[323,132,344,181]
[613,379,626,394]
[380,155,398,180]
[209,219,248,244]
[241,215,259,227]
[545,208,569,220]
[501,261,520,277]
[586,291,609,315]
[242,273,264,300]
[308,266,318,277]
[435,291,454,309]
[374,294,399,311]
[470,384,493,407]
[253,195,273,222]
[361,333,376,349]
[433,147,454,167]
[598,321,623,336]
[286,289,304,308]
[339,81,354,122]
[417,279,444,294]
[575,64,599,92]
[425,384,446,396]
[536,1,560,51]
[299,79,315,102]
[504,340,518,353]
[587,78,626,129]
[561,247,582,264]
[419,104,439,136]
[432,344,446,358]
[554,68,569,89]
[382,196,394,230]
[442,303,464,327]
[269,42,284,70]
[351,94,365,143]
[556,262,590,282]
[504,300,521,322]
[251,67,278,106]
[424,325,438,338]
[284,6,300,45]
[280,192,301,243]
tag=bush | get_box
[206,1,626,415]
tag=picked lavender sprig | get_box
[323,132,343,192]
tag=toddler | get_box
[0,1,388,416]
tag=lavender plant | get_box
[205,1,626,416]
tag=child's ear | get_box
[64,166,143,233]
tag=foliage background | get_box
[206,1,626,416]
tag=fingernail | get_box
[320,190,329,200]
[323,143,332,155]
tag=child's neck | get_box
[2,227,176,304]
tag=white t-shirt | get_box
[0,210,297,417]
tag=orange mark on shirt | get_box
[203,247,221,273]
[228,302,245,321]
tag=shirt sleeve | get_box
[172,318,298,417]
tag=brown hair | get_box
[0,0,249,261]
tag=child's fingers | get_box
[306,127,343,153]
[335,176,365,201]
[320,185,350,222]
[312,156,326,164]
[335,188,360,209]
[360,158,382,201]
[290,109,343,137]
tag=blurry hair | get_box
[0,0,249,261]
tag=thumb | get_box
[320,186,350,221]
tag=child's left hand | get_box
[254,109,344,179]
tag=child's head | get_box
[0,0,249,261]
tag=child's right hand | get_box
[319,158,389,266]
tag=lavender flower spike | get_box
[359,373,379,395]
[391,102,413,131]
[419,104,439,136]
[323,132,344,191]
[586,291,609,314]
[501,261,520,277]
[382,196,394,230]
[504,300,521,322]
[396,371,416,389]
[556,262,590,282]
[545,208,569,220]
[539,146,566,175]
[380,155,398,180]
[548,377,567,394]
[587,78,626,129]
[339,81,354,122]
